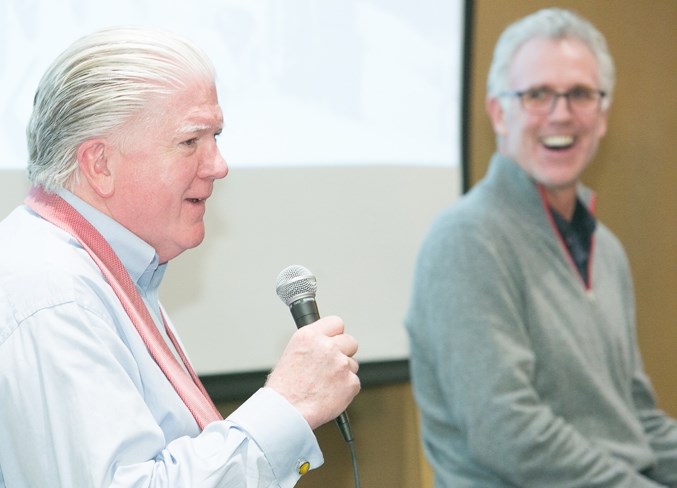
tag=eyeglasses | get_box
[501,87,607,115]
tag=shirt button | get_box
[297,460,311,475]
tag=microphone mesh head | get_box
[276,265,317,306]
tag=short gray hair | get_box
[27,27,216,191]
[487,8,615,107]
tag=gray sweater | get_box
[406,153,677,487]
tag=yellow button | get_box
[298,461,310,475]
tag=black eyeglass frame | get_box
[500,87,607,114]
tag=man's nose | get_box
[200,145,228,180]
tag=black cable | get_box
[347,439,360,488]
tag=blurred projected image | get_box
[1,0,464,170]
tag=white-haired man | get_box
[0,27,360,487]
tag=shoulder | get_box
[0,207,115,337]
[420,181,520,261]
[594,221,627,256]
[593,220,634,288]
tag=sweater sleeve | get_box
[632,363,677,487]
[611,233,677,487]
[408,216,663,487]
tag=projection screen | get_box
[0,0,467,383]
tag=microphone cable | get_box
[335,409,360,488]
[347,437,361,488]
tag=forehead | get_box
[114,81,222,152]
[509,37,600,89]
[144,80,223,134]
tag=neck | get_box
[542,185,577,220]
[70,181,112,216]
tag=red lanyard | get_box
[25,186,222,429]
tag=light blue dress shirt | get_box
[0,191,322,487]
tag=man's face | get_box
[106,80,228,262]
[487,37,608,191]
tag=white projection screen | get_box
[0,0,467,385]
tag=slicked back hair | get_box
[27,27,216,191]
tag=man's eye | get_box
[569,87,594,100]
[182,138,198,146]
[525,88,551,101]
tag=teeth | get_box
[542,135,574,148]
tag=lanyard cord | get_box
[25,186,222,429]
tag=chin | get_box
[189,231,207,249]
[537,164,586,188]
[539,175,581,191]
[169,231,206,260]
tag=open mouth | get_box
[187,198,205,204]
[541,135,575,150]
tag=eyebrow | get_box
[176,123,217,135]
[525,83,597,91]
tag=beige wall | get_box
[260,1,676,486]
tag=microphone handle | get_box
[289,297,321,327]
[289,298,354,443]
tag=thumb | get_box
[308,315,345,337]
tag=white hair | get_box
[487,8,615,108]
[27,27,216,191]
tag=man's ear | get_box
[76,140,114,198]
[486,96,508,136]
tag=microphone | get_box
[275,265,354,443]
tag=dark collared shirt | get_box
[550,199,597,284]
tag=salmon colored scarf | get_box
[25,186,222,429]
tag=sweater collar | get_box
[485,153,596,226]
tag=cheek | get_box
[595,115,608,140]
[149,165,193,201]
[504,109,537,135]
[505,118,536,152]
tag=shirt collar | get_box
[549,198,597,239]
[57,189,166,291]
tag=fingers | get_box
[347,356,360,375]
[306,315,358,356]
[266,315,361,429]
[312,315,345,336]
[332,331,358,358]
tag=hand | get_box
[266,316,360,429]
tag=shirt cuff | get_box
[226,387,324,485]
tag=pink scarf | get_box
[25,186,222,430]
